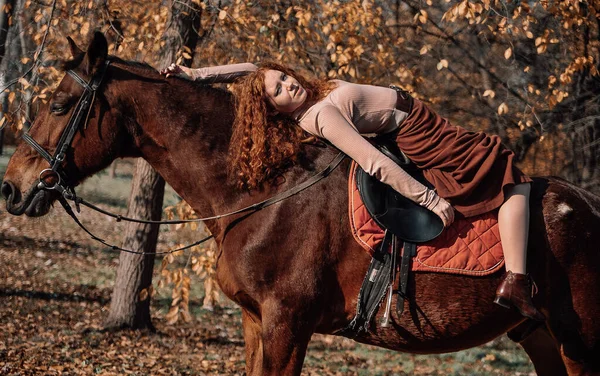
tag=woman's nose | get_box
[286,82,297,91]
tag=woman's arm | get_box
[188,63,258,83]
[162,63,258,83]
[312,105,454,226]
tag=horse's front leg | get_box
[242,309,263,375]
[245,299,314,376]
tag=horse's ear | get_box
[66,36,83,58]
[83,31,108,76]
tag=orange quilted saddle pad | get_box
[348,162,505,276]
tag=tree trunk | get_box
[0,0,16,154]
[0,0,16,66]
[103,159,165,330]
[104,0,202,330]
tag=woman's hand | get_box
[430,196,455,228]
[160,63,194,79]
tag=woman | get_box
[162,62,545,321]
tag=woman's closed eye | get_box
[275,73,287,96]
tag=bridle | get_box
[22,60,112,199]
[20,60,346,255]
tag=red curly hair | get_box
[228,62,336,190]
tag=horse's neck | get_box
[116,74,244,237]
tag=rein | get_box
[21,60,346,255]
[56,152,345,255]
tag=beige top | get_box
[190,64,440,209]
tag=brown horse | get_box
[3,32,600,375]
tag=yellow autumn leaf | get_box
[286,29,295,43]
[483,89,495,98]
[497,102,508,115]
[180,308,192,323]
[218,10,227,20]
[420,45,429,55]
[535,37,543,47]
[504,47,512,59]
[165,306,179,324]
[80,22,89,36]
[437,59,448,70]
[537,44,547,54]
[457,1,467,17]
[18,77,30,89]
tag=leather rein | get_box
[21,60,346,255]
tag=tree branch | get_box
[33,0,56,61]
[402,0,533,108]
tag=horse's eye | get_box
[50,103,68,115]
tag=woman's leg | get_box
[495,182,545,321]
[498,183,530,274]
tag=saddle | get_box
[345,135,443,335]
[355,135,443,242]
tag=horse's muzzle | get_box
[2,181,52,217]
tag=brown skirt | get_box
[396,98,532,217]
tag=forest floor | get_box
[0,149,536,375]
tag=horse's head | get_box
[2,32,128,216]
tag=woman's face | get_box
[263,69,307,114]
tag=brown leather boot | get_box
[494,271,546,321]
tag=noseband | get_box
[22,60,111,197]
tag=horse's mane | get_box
[110,57,157,75]
[110,57,231,97]
[60,54,231,98]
